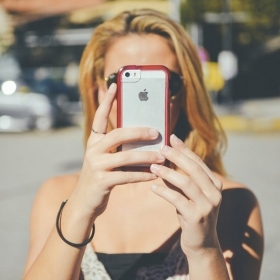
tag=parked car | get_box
[0,77,82,132]
[0,88,56,132]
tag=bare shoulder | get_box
[215,174,264,277]
[36,173,79,202]
[216,174,259,203]
[31,172,80,233]
[217,174,247,191]
[215,173,261,223]
[31,173,80,231]
[217,174,261,213]
[23,173,80,275]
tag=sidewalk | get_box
[214,97,280,132]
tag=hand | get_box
[150,134,223,258]
[69,83,164,221]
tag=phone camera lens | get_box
[125,72,130,77]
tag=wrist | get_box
[186,245,223,263]
[186,246,230,280]
[56,198,96,247]
[56,200,95,248]
[182,234,221,260]
[66,186,102,223]
[63,196,97,225]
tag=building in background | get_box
[181,0,280,103]
[0,0,172,131]
[1,0,279,106]
[1,0,170,96]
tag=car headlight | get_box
[1,80,17,95]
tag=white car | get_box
[0,90,54,132]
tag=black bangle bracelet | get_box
[56,200,95,248]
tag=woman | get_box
[23,9,264,280]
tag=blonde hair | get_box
[79,9,227,175]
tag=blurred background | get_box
[0,0,279,279]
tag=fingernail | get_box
[156,153,165,161]
[109,83,116,93]
[161,145,171,152]
[171,134,182,145]
[151,164,160,172]
[149,129,158,138]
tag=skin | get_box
[23,34,263,280]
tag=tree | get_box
[0,7,14,55]
[180,0,280,44]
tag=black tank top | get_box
[95,252,167,280]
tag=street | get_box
[0,127,279,279]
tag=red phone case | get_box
[117,65,170,171]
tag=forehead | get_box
[103,34,179,76]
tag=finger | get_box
[90,150,165,171]
[91,83,117,136]
[160,144,216,194]
[150,184,196,221]
[160,143,222,206]
[150,164,209,207]
[93,127,160,153]
[170,134,223,191]
[98,170,158,188]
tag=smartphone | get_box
[117,65,170,170]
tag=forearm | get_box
[23,200,94,280]
[187,247,230,280]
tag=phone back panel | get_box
[117,65,170,154]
